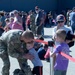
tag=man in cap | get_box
[53,14,74,47]
[0,29,33,75]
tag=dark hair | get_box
[44,44,48,48]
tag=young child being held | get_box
[22,30,43,75]
[50,29,70,75]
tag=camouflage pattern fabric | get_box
[0,38,10,75]
[30,14,36,35]
[0,29,32,75]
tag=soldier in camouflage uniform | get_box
[0,29,33,75]
[30,11,36,35]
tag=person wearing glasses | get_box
[53,14,74,47]
[0,29,34,75]
[23,30,43,75]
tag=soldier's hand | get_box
[23,53,34,60]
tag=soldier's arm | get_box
[7,41,34,60]
[8,44,34,60]
[7,38,24,58]
[7,43,23,58]
[6,32,25,58]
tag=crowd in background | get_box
[0,6,75,75]
[0,6,75,60]
[0,6,57,37]
[0,6,75,34]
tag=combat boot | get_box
[13,69,21,75]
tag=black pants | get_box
[32,66,43,75]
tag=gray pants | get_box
[17,58,33,75]
[54,70,66,75]
[0,40,10,75]
[1,52,10,75]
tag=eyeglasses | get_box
[57,21,64,23]
[25,40,34,44]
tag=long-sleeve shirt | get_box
[0,29,27,58]
[29,48,43,67]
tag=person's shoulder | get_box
[65,43,69,47]
[53,44,62,53]
[53,26,57,31]
[8,30,22,42]
[55,44,62,50]
[64,25,71,29]
[64,25,72,32]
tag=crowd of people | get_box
[0,6,75,75]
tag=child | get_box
[53,14,74,47]
[38,44,48,60]
[22,30,43,75]
[34,36,44,51]
[50,29,70,75]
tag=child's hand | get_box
[23,53,34,60]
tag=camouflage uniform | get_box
[0,29,32,75]
[30,13,36,35]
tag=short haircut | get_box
[56,29,67,40]
[22,30,34,39]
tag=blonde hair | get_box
[56,29,67,40]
